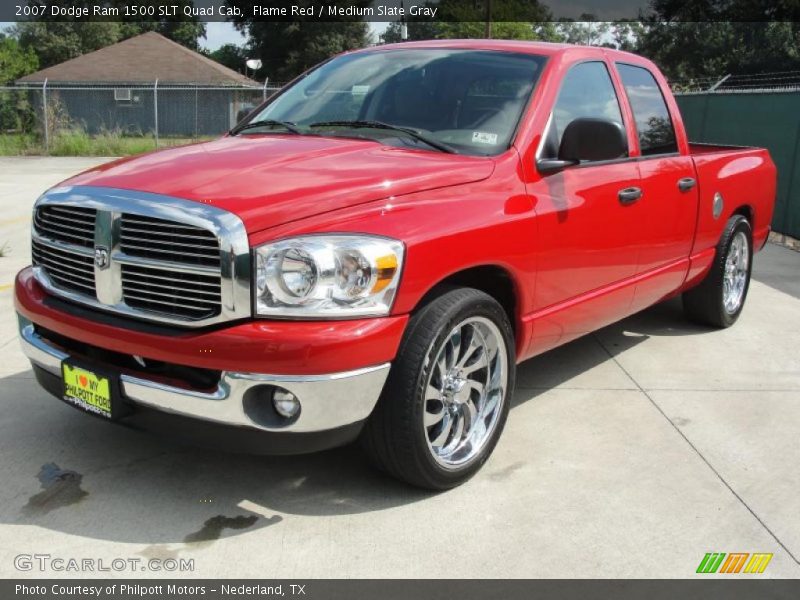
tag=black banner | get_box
[3,0,800,23]
[4,580,800,600]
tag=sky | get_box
[203,22,389,51]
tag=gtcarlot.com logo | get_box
[696,552,773,574]
[14,553,195,573]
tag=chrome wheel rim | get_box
[423,316,508,469]
[723,231,749,314]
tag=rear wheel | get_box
[683,215,753,328]
[361,288,515,490]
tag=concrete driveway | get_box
[0,157,798,578]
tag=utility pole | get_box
[153,79,159,148]
[42,78,49,155]
[400,0,408,40]
[484,0,492,39]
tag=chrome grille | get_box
[121,214,220,268]
[31,238,96,296]
[29,187,250,328]
[34,205,96,248]
[121,264,221,320]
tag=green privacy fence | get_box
[675,91,800,238]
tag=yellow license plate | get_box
[62,363,112,417]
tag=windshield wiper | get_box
[308,120,456,154]
[230,119,302,136]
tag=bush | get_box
[0,89,36,133]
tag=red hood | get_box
[64,135,495,233]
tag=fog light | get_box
[272,389,301,419]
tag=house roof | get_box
[17,32,258,86]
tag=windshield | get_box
[245,48,547,156]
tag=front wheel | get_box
[683,215,753,328]
[361,288,515,490]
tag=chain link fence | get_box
[1,81,283,154]
[670,71,800,94]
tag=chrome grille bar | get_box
[120,214,220,268]
[33,205,95,248]
[121,263,222,319]
[31,237,96,297]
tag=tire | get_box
[361,287,516,490]
[683,215,753,328]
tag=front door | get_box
[527,60,644,354]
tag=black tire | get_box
[683,215,753,328]
[361,287,516,490]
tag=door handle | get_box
[618,187,642,205]
[678,177,697,192]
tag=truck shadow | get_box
[0,297,712,546]
[511,296,710,402]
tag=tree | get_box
[240,21,370,82]
[116,0,207,51]
[226,1,371,82]
[379,0,553,43]
[380,20,440,44]
[634,1,800,81]
[0,35,39,83]
[437,21,539,40]
[207,43,248,74]
[610,20,645,52]
[13,21,123,69]
[0,36,38,131]
[556,15,612,47]
[13,0,205,69]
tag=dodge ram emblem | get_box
[94,246,110,270]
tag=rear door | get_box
[615,63,700,307]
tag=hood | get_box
[64,135,496,233]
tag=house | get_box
[16,32,261,136]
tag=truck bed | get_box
[688,144,776,257]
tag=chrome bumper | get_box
[18,317,389,433]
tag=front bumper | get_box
[15,267,406,443]
[19,317,390,434]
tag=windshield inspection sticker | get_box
[351,85,370,96]
[472,131,498,145]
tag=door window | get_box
[616,63,678,156]
[541,61,626,160]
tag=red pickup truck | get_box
[16,41,776,489]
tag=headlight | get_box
[254,235,404,318]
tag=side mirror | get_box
[559,117,627,162]
[536,158,579,173]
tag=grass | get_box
[0,131,212,157]
[0,133,40,155]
